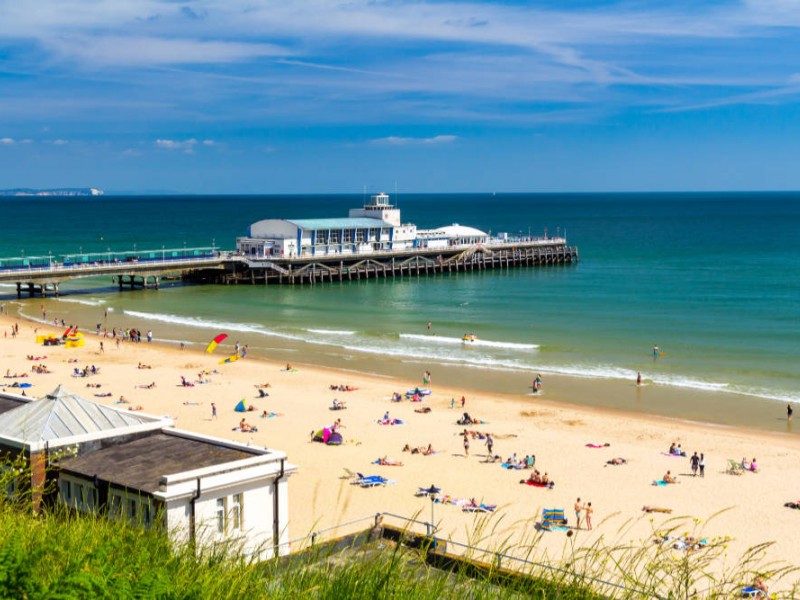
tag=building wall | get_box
[167,475,291,559]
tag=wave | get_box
[306,328,356,336]
[399,333,539,350]
[57,298,107,307]
[123,310,304,342]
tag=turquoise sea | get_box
[1,192,798,412]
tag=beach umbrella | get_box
[205,333,228,353]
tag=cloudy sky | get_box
[2,0,800,193]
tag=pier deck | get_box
[0,239,577,297]
[206,238,578,286]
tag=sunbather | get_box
[375,456,403,466]
[606,457,628,465]
[662,470,679,484]
[642,506,672,514]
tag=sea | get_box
[1,192,798,427]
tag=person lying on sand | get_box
[331,399,346,410]
[606,457,628,465]
[128,405,144,412]
[642,506,673,513]
[414,407,431,414]
[138,363,152,369]
[255,383,272,389]
[136,382,156,389]
[117,396,130,404]
[375,456,403,466]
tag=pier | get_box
[0,247,224,298]
[200,238,578,286]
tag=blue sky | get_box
[2,0,800,193]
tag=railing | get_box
[274,511,661,598]
[0,253,230,278]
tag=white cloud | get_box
[371,135,458,146]
[44,35,289,67]
[0,138,15,145]
[202,139,215,146]
[51,139,68,145]
[155,138,198,153]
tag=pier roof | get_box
[251,217,392,233]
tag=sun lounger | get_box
[462,502,496,513]
[540,508,568,531]
[356,474,394,487]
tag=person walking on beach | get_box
[585,502,593,530]
[211,403,217,419]
[463,432,470,457]
[485,434,494,457]
[450,398,455,409]
[637,371,642,386]
[788,403,794,421]
[699,453,705,477]
[99,341,104,353]
[574,498,583,530]
[461,396,466,408]
[690,452,699,477]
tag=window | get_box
[216,497,226,533]
[61,479,71,502]
[128,499,137,520]
[231,494,243,532]
[142,502,151,527]
[329,230,340,244]
[342,229,352,243]
[355,229,365,243]
[109,494,121,519]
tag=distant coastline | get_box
[0,187,103,197]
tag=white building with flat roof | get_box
[236,193,493,259]
[0,386,296,560]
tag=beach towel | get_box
[662,451,686,457]
[376,418,404,426]
[231,426,258,433]
[652,480,668,486]
[586,443,609,448]
[521,480,554,489]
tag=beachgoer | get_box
[427,321,431,331]
[753,575,768,597]
[463,433,469,457]
[750,458,758,472]
[585,502,593,530]
[690,452,699,476]
[99,341,104,353]
[450,398,455,409]
[574,498,583,529]
[211,403,217,419]
[636,371,642,386]
[699,453,705,477]
[653,345,660,358]
[789,403,794,421]
[461,396,466,408]
[485,434,493,456]
[663,470,678,484]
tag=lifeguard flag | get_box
[205,333,228,353]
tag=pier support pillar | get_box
[16,283,21,299]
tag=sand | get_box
[1,314,799,590]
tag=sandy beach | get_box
[2,313,799,590]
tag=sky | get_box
[2,0,800,194]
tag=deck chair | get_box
[341,468,358,480]
[462,503,496,513]
[359,475,389,487]
[541,508,568,531]
[726,459,745,475]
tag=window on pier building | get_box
[342,229,352,243]
[329,230,340,244]
[355,229,365,243]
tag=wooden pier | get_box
[191,240,578,287]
